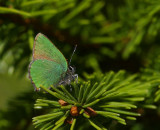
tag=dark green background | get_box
[0,0,160,130]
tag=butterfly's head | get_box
[68,65,76,74]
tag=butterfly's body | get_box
[59,66,78,85]
[29,33,77,90]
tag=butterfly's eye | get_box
[69,66,75,73]
[69,66,73,71]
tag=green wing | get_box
[29,33,68,89]
[30,59,66,89]
[33,33,67,69]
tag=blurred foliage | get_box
[0,92,35,130]
[1,0,160,74]
[0,0,160,130]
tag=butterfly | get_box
[29,33,78,91]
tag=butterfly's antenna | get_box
[69,44,77,66]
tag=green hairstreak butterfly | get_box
[29,33,78,91]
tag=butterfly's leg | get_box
[59,81,63,85]
[59,80,65,85]
[69,84,72,91]
[73,74,78,83]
